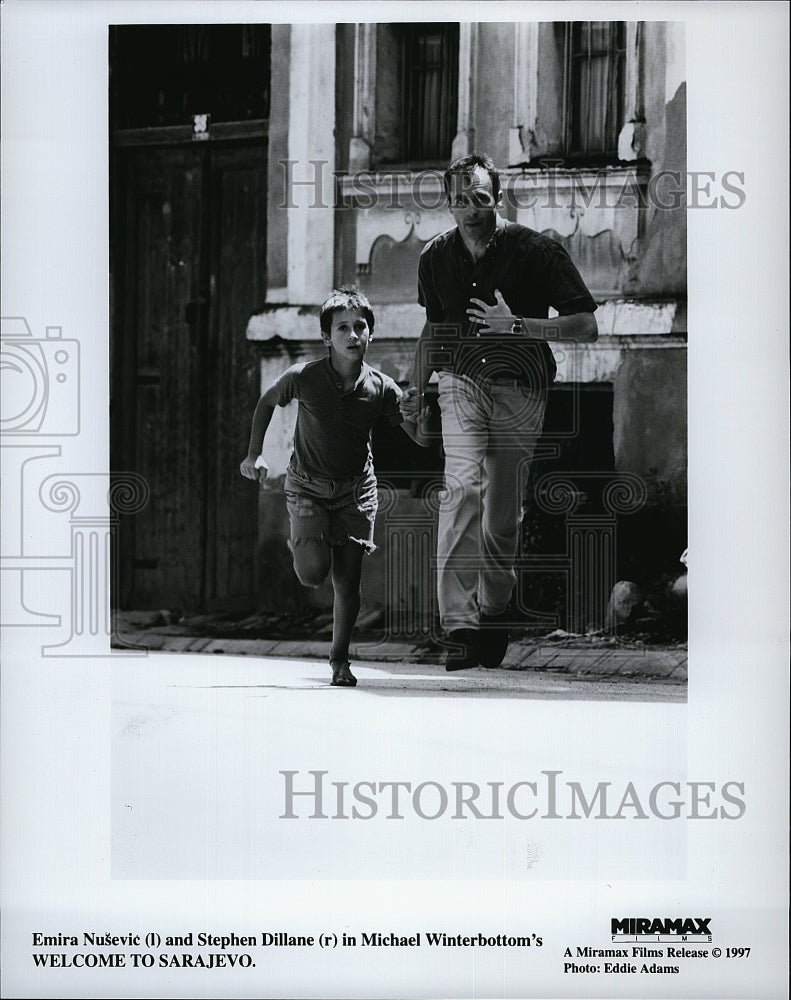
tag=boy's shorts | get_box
[284,462,379,554]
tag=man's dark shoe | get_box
[479,611,510,668]
[444,628,480,671]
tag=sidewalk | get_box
[115,613,688,683]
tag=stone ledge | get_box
[114,631,687,682]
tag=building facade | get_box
[111,21,687,631]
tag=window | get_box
[400,24,459,162]
[111,24,271,129]
[565,21,625,162]
[375,23,459,166]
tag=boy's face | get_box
[322,308,372,362]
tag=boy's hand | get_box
[240,455,268,482]
[398,389,434,447]
[399,386,422,423]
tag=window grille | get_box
[399,23,459,163]
[111,24,271,129]
[564,21,625,161]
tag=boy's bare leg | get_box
[329,540,366,686]
[290,539,332,589]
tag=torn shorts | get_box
[284,460,379,554]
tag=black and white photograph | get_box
[1,1,788,998]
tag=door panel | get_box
[115,140,265,609]
[123,146,207,607]
[205,142,267,606]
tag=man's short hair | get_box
[319,286,375,335]
[443,153,501,204]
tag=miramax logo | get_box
[611,918,712,941]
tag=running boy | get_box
[240,287,429,687]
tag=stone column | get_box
[618,22,647,162]
[508,21,539,166]
[348,23,377,171]
[286,24,336,304]
[451,22,478,160]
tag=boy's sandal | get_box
[331,661,357,687]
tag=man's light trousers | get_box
[435,371,547,631]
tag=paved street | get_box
[111,649,688,882]
[115,645,686,701]
[115,613,688,693]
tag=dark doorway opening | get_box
[110,25,270,611]
[371,380,616,497]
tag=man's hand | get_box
[398,387,434,446]
[240,455,268,482]
[467,288,515,334]
[399,385,422,423]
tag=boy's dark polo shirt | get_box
[273,358,403,479]
[417,219,598,389]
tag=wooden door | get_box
[205,142,268,608]
[113,140,266,610]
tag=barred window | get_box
[400,23,459,162]
[565,21,625,162]
[111,24,271,129]
[375,23,459,166]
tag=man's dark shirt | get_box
[417,219,597,390]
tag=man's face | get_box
[447,166,502,244]
[323,308,371,361]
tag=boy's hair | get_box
[319,286,375,335]
[443,152,501,204]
